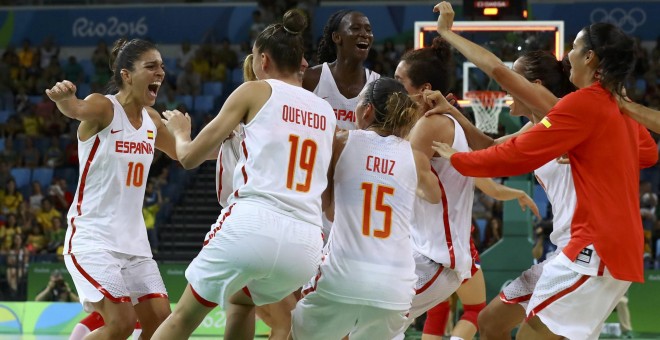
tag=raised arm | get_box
[162,81,270,169]
[45,80,113,137]
[433,2,558,116]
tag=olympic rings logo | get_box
[590,7,647,34]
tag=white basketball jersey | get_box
[534,161,576,250]
[316,130,418,310]
[65,95,156,257]
[411,115,474,280]
[228,79,336,227]
[216,131,242,208]
[313,62,380,130]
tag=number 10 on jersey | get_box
[126,162,144,187]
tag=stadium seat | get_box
[77,82,92,98]
[54,167,79,186]
[28,95,42,105]
[12,138,24,152]
[79,59,95,81]
[164,57,178,75]
[175,95,194,113]
[202,81,224,96]
[193,95,215,114]
[0,110,10,124]
[32,168,54,189]
[231,68,243,84]
[475,218,487,243]
[10,167,31,188]
[533,184,550,220]
[34,137,49,155]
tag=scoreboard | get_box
[463,0,528,20]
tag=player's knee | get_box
[104,315,136,339]
[477,303,497,333]
[423,301,450,336]
[460,302,486,329]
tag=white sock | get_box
[450,337,465,340]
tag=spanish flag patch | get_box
[147,130,154,140]
[540,117,552,128]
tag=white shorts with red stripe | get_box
[185,202,323,309]
[291,290,409,340]
[500,251,559,309]
[392,251,462,340]
[525,252,630,339]
[64,250,167,313]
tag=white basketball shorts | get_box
[525,252,630,340]
[185,202,323,309]
[291,290,409,340]
[64,250,167,313]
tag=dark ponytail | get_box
[106,38,157,94]
[400,37,453,93]
[581,22,635,97]
[254,9,307,74]
[517,51,576,98]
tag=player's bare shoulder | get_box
[302,65,323,92]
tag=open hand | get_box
[433,1,455,34]
[517,193,541,220]
[431,140,458,159]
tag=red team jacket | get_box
[450,82,658,282]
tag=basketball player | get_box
[303,9,380,130]
[291,77,441,339]
[214,54,311,339]
[392,37,540,340]
[151,9,336,340]
[46,38,176,339]
[432,2,657,339]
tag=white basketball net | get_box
[466,91,506,134]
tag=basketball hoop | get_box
[465,90,507,134]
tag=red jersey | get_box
[450,82,657,282]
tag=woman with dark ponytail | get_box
[291,77,442,339]
[45,38,177,339]
[303,10,380,130]
[152,9,336,340]
[431,2,657,339]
